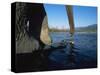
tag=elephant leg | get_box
[65,5,75,44]
[65,5,75,35]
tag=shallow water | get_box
[16,32,97,72]
[48,32,97,69]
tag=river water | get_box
[47,32,97,69]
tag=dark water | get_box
[16,32,97,72]
[48,32,97,69]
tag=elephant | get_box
[15,2,74,53]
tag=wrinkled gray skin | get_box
[16,3,51,53]
[15,3,74,54]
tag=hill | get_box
[49,24,97,32]
[75,24,97,32]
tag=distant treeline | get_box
[49,28,97,32]
[49,24,97,32]
[49,28,68,32]
[75,24,97,32]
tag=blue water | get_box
[48,32,97,69]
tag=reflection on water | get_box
[48,32,97,69]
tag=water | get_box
[48,32,97,69]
